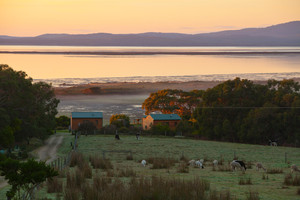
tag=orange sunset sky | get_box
[1,0,300,36]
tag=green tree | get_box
[110,114,130,128]
[0,158,58,200]
[55,115,70,129]
[0,65,59,144]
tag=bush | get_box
[47,177,63,193]
[148,157,177,169]
[177,162,189,173]
[89,155,113,169]
[239,177,252,185]
[70,152,85,168]
[126,154,133,160]
[267,168,283,174]
[117,167,136,177]
[284,173,300,186]
[246,190,259,200]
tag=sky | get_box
[0,0,300,36]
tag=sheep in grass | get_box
[213,160,218,167]
[256,162,266,171]
[141,160,147,167]
[188,160,196,166]
[231,160,246,172]
[291,164,300,173]
[195,160,204,169]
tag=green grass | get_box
[73,134,300,200]
[1,132,300,200]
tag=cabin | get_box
[71,112,103,131]
[142,114,181,130]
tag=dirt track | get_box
[37,134,64,164]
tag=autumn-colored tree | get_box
[142,89,203,118]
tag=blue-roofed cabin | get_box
[71,112,103,131]
[142,114,181,130]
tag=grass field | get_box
[1,132,300,200]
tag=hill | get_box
[1,21,300,46]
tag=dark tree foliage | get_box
[194,78,300,145]
[0,65,59,146]
[0,158,58,200]
[110,114,130,128]
[143,78,300,145]
[55,115,70,129]
[142,89,203,119]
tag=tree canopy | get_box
[109,114,130,128]
[143,78,300,146]
[142,89,203,119]
[0,65,59,147]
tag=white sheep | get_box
[256,162,266,171]
[230,160,246,171]
[188,160,196,166]
[213,160,218,167]
[141,160,147,167]
[291,164,300,173]
[195,160,204,168]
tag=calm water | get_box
[0,45,299,80]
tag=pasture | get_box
[2,133,300,199]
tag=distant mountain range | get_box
[1,21,300,46]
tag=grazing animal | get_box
[195,160,204,169]
[291,164,300,173]
[213,160,218,167]
[231,160,246,171]
[141,160,147,167]
[268,140,277,146]
[188,160,196,166]
[256,162,266,171]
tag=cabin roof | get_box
[71,112,103,119]
[150,114,181,121]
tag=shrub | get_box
[82,163,92,179]
[177,162,189,173]
[239,177,252,185]
[126,154,133,160]
[267,168,283,174]
[70,152,85,168]
[64,187,80,200]
[47,177,63,193]
[246,190,259,200]
[117,167,136,177]
[147,157,177,169]
[89,155,113,169]
[218,165,232,172]
[284,173,300,186]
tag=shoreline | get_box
[55,79,300,96]
[1,51,300,56]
